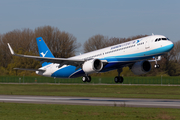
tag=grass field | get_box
[0,84,180,119]
[1,76,180,85]
[0,102,180,120]
[0,84,180,99]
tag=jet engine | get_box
[82,59,103,74]
[131,60,151,75]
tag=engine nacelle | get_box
[82,59,103,74]
[131,60,151,75]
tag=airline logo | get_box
[40,50,48,57]
[136,39,142,44]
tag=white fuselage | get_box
[37,35,174,78]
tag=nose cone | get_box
[167,41,174,52]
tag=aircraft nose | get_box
[168,41,174,51]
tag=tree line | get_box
[0,26,80,76]
[0,25,180,76]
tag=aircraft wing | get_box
[7,43,85,67]
[8,43,108,67]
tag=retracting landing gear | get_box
[114,68,124,83]
[82,76,91,82]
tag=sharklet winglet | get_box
[7,43,15,55]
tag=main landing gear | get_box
[114,76,124,83]
[114,68,124,83]
[82,76,91,82]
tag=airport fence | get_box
[0,76,180,85]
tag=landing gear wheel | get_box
[114,76,124,83]
[82,76,87,82]
[87,76,91,82]
[119,76,124,83]
[82,76,91,82]
[158,64,160,68]
[154,64,160,68]
[114,76,119,83]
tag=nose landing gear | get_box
[149,56,161,69]
[153,56,161,68]
[154,56,161,68]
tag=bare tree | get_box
[0,26,80,75]
[0,28,35,68]
[163,40,180,76]
[34,26,80,58]
[84,34,148,53]
[83,34,109,53]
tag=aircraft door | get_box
[145,39,150,50]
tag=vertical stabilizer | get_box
[36,37,54,66]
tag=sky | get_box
[0,0,180,51]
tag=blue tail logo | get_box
[36,37,55,67]
[40,50,48,57]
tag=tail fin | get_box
[36,37,54,67]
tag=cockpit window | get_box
[162,38,166,40]
[155,37,169,42]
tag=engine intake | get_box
[131,60,151,75]
[82,59,103,74]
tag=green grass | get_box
[0,84,180,99]
[0,84,180,119]
[1,76,180,85]
[0,102,179,120]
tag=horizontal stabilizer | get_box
[14,68,45,72]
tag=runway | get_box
[0,95,180,108]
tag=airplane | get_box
[7,34,174,83]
